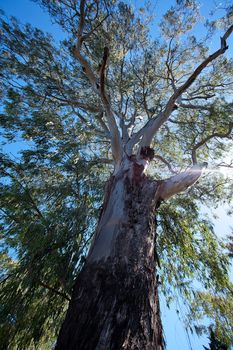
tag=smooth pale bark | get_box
[55,158,204,350]
[159,163,206,200]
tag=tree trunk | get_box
[55,159,164,350]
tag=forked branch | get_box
[72,0,122,162]
[130,24,233,152]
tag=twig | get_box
[154,155,178,174]
[191,123,233,164]
[39,280,71,301]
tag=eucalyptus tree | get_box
[1,0,233,349]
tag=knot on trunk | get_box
[140,147,154,161]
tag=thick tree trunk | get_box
[56,159,164,350]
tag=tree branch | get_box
[1,169,46,222]
[179,103,211,111]
[191,123,233,164]
[95,112,111,136]
[39,279,71,301]
[73,0,98,89]
[34,92,101,113]
[159,163,207,200]
[154,154,178,174]
[181,94,215,101]
[99,47,110,109]
[131,24,233,151]
[72,1,122,162]
[98,46,122,162]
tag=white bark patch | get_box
[88,158,153,263]
[88,178,125,262]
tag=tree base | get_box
[56,259,164,350]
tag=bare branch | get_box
[34,91,101,113]
[127,109,137,130]
[159,163,207,200]
[73,49,98,89]
[71,1,122,162]
[77,0,85,47]
[191,81,233,95]
[165,37,177,92]
[69,109,107,136]
[176,24,233,96]
[39,279,71,301]
[154,155,178,174]
[216,162,233,168]
[99,47,110,108]
[72,0,98,89]
[82,14,110,42]
[179,103,211,111]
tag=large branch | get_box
[130,24,233,151]
[72,0,122,162]
[159,163,207,200]
[181,93,215,101]
[72,1,98,87]
[98,47,123,161]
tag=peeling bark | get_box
[55,159,164,350]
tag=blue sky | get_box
[0,0,232,349]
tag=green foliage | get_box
[156,193,233,343]
[160,1,200,38]
[0,9,113,348]
[192,290,233,347]
[158,196,229,292]
[203,328,230,349]
[0,146,108,348]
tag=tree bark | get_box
[55,158,164,350]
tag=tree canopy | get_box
[0,0,233,348]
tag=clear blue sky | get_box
[0,1,232,349]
